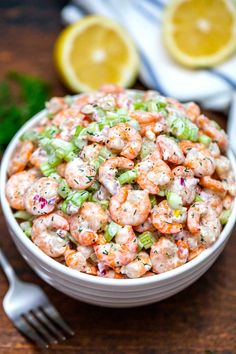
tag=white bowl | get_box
[1,107,236,308]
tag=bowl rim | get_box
[1,100,236,287]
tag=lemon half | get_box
[54,16,139,92]
[163,0,236,68]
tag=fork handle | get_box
[0,248,17,285]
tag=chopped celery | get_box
[88,181,100,192]
[14,211,32,220]
[150,195,157,208]
[167,192,183,210]
[20,221,32,237]
[20,130,40,142]
[104,222,121,242]
[219,209,231,225]
[99,147,115,159]
[194,195,204,202]
[168,116,199,141]
[138,232,155,250]
[199,134,212,146]
[40,162,56,176]
[58,179,70,199]
[117,169,138,185]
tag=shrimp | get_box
[52,107,84,127]
[109,186,151,226]
[80,143,102,161]
[152,200,187,234]
[150,237,189,274]
[100,84,124,94]
[97,268,125,279]
[184,145,216,177]
[156,135,184,165]
[30,147,47,168]
[106,123,142,159]
[8,141,34,176]
[196,187,223,215]
[98,157,134,195]
[208,142,221,158]
[215,155,231,180]
[120,251,152,278]
[31,212,69,258]
[199,176,226,194]
[175,230,200,252]
[223,194,234,210]
[64,245,97,275]
[94,225,138,268]
[137,153,172,194]
[46,97,68,115]
[185,102,200,122]
[69,202,108,246]
[167,166,198,205]
[56,163,66,178]
[6,171,38,210]
[196,114,228,151]
[64,157,96,190]
[134,216,155,233]
[187,202,222,246]
[130,111,162,124]
[24,177,59,215]
[222,171,236,197]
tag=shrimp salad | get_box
[6,85,236,279]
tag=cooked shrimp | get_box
[199,176,226,194]
[99,157,134,195]
[64,157,96,190]
[94,225,138,268]
[215,155,231,180]
[24,177,59,215]
[52,107,84,127]
[30,147,47,168]
[196,187,223,215]
[185,102,200,122]
[80,143,102,161]
[222,171,236,197]
[56,163,66,178]
[46,97,68,115]
[167,166,198,205]
[69,202,108,246]
[97,268,125,279]
[137,154,172,194]
[188,246,205,261]
[223,194,234,210]
[150,237,189,273]
[8,141,34,176]
[120,251,152,278]
[31,212,69,258]
[175,230,200,252]
[109,186,151,226]
[184,146,216,177]
[134,216,155,233]
[64,245,97,275]
[130,111,162,124]
[196,114,228,151]
[208,142,221,158]
[156,135,184,165]
[6,171,38,210]
[106,123,142,160]
[187,202,222,246]
[152,200,187,234]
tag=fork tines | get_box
[14,305,74,348]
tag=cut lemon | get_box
[54,16,139,92]
[163,0,236,68]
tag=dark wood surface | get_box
[0,1,236,353]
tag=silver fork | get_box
[0,248,74,348]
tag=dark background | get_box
[0,1,236,353]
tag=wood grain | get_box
[0,1,236,353]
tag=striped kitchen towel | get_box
[61,0,236,111]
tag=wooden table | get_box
[1,1,236,353]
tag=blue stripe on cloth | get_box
[134,1,160,24]
[145,0,165,10]
[209,69,236,89]
[140,50,166,94]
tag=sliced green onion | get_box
[199,134,212,146]
[104,222,122,242]
[58,179,70,199]
[40,162,56,176]
[150,195,157,208]
[118,169,138,185]
[167,192,183,210]
[219,209,231,225]
[14,211,32,220]
[20,221,32,237]
[138,232,155,250]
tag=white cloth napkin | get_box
[61,0,236,114]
